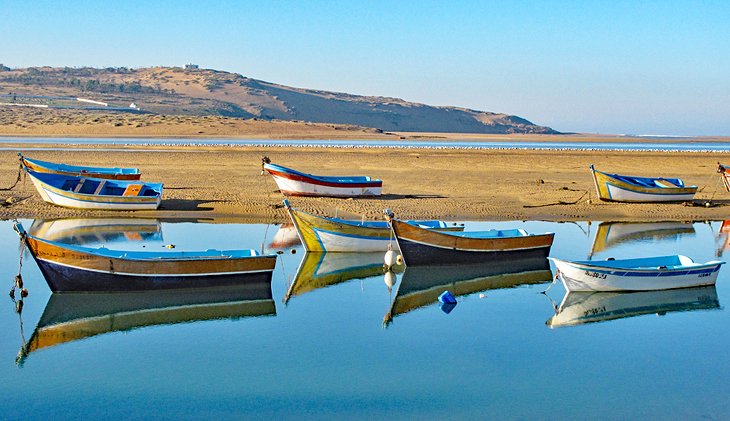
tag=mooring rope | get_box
[0,160,24,191]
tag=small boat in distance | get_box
[26,170,163,210]
[285,200,461,252]
[262,157,382,197]
[14,222,277,292]
[549,255,724,292]
[19,153,141,180]
[590,165,697,202]
[385,210,554,266]
[546,286,720,328]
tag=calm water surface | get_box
[0,218,728,420]
[2,136,730,152]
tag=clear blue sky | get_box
[2,0,728,135]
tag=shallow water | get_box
[0,218,728,420]
[2,136,730,152]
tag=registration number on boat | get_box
[584,270,607,279]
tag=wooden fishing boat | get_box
[546,286,719,328]
[284,252,395,304]
[384,257,552,326]
[262,158,382,197]
[589,221,695,257]
[28,218,163,245]
[548,255,724,292]
[26,170,163,210]
[590,164,697,202]
[14,222,277,292]
[386,211,554,266]
[19,153,141,180]
[284,199,461,252]
[17,282,275,365]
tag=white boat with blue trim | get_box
[590,165,697,202]
[26,170,163,210]
[549,255,724,292]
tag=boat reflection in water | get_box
[268,223,301,251]
[384,256,552,326]
[17,281,275,365]
[589,221,695,257]
[547,286,720,328]
[285,252,402,303]
[715,221,730,257]
[28,218,163,245]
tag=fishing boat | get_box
[26,170,163,210]
[284,252,396,304]
[28,218,163,245]
[590,165,697,202]
[589,221,695,257]
[548,255,724,292]
[546,286,720,328]
[385,210,554,266]
[19,153,141,180]
[14,222,277,292]
[285,200,462,252]
[384,257,552,326]
[17,282,275,365]
[262,157,382,197]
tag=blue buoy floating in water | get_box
[438,290,457,304]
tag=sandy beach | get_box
[1,144,729,222]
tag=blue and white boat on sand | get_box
[549,255,724,292]
[26,170,163,210]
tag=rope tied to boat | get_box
[0,158,24,191]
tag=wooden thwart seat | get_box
[123,184,143,196]
[73,178,87,193]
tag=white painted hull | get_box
[44,188,161,210]
[271,174,382,197]
[551,258,722,292]
[313,228,392,252]
[606,183,695,202]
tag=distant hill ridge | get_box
[0,66,558,134]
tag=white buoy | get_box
[384,271,396,292]
[384,243,397,270]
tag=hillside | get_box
[0,66,558,134]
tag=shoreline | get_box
[1,145,730,223]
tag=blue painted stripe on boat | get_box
[576,266,720,277]
[605,181,692,195]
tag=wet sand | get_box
[1,146,729,222]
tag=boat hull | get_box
[36,259,275,292]
[390,219,554,266]
[550,258,723,292]
[590,166,697,202]
[21,155,141,180]
[22,230,277,292]
[285,202,458,252]
[27,171,162,210]
[264,163,382,197]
